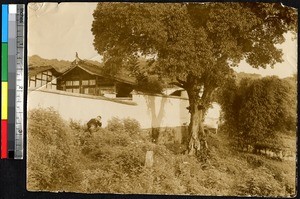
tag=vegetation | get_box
[91,2,297,157]
[27,108,82,191]
[217,75,297,151]
[27,108,296,196]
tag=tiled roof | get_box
[63,58,137,85]
[28,54,137,85]
[29,65,61,77]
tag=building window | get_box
[36,79,42,87]
[62,79,99,95]
[42,74,47,81]
[79,79,97,95]
[82,79,96,86]
[82,80,89,86]
[65,80,84,94]
[83,87,89,94]
[73,80,80,86]
[66,81,72,86]
[89,79,96,85]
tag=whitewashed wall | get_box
[28,90,192,128]
[28,89,221,129]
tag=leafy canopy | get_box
[92,2,297,95]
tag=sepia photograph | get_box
[27,2,297,196]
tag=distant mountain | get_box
[82,59,103,68]
[28,55,104,73]
[28,55,72,73]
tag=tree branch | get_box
[176,77,187,85]
[170,82,185,88]
[170,76,188,89]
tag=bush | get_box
[106,117,141,135]
[69,119,85,131]
[106,117,124,132]
[236,167,285,196]
[27,108,82,192]
[123,117,141,135]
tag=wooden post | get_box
[145,151,154,168]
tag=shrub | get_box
[106,117,141,135]
[123,117,141,135]
[236,167,286,196]
[27,108,82,192]
[69,119,85,131]
[106,117,124,132]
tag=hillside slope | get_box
[27,108,296,196]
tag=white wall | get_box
[28,90,191,128]
[27,89,220,129]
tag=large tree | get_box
[91,2,297,157]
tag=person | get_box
[87,116,102,133]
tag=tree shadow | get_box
[144,95,168,143]
[145,95,167,128]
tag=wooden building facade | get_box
[56,58,136,98]
[28,66,61,90]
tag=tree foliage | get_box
[91,2,297,156]
[92,2,296,87]
[217,75,296,148]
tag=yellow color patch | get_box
[2,82,8,119]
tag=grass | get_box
[27,108,296,196]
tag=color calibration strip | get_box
[2,4,9,159]
[1,4,25,159]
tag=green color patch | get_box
[2,43,8,81]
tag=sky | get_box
[28,2,297,78]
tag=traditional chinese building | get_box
[28,65,61,90]
[56,54,136,98]
[28,54,136,98]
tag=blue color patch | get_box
[2,5,8,42]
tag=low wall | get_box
[27,89,191,128]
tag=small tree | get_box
[91,2,297,157]
[218,76,296,148]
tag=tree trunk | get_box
[186,91,208,159]
[178,74,212,160]
[187,103,208,155]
